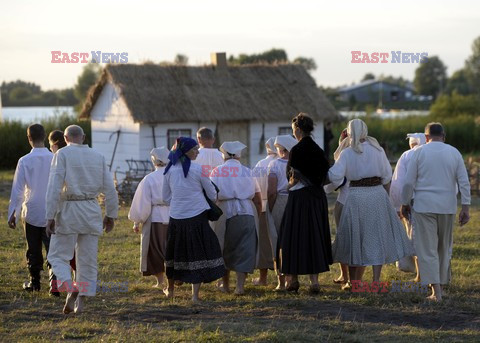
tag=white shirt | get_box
[162,162,217,219]
[328,142,392,188]
[210,159,260,219]
[402,141,470,214]
[46,143,118,235]
[390,147,419,211]
[8,148,53,227]
[268,158,289,195]
[128,167,170,224]
[253,154,277,211]
[193,148,224,177]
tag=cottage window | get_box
[167,129,192,149]
[278,127,292,136]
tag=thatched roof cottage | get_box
[80,53,338,176]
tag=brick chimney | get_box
[210,52,227,69]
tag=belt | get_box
[350,177,382,187]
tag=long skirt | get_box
[166,211,225,283]
[276,186,332,275]
[333,185,414,266]
[224,215,257,273]
[143,222,168,276]
[256,212,273,269]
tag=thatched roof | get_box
[80,63,339,123]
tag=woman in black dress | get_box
[276,113,333,293]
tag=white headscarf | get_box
[406,133,426,147]
[220,141,247,159]
[274,135,297,152]
[265,137,277,155]
[347,119,383,154]
[150,147,170,166]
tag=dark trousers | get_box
[24,222,51,273]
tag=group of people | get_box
[8,124,118,314]
[7,113,471,315]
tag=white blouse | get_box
[267,158,289,195]
[253,154,277,212]
[210,159,260,219]
[328,142,392,189]
[162,162,217,220]
[129,167,170,224]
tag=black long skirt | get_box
[276,186,333,275]
[166,211,225,284]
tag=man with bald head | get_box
[401,122,470,302]
[46,125,118,314]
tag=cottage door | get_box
[216,121,250,166]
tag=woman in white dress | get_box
[329,119,413,285]
[390,133,426,280]
[128,147,170,288]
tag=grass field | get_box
[0,169,479,342]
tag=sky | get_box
[0,0,479,91]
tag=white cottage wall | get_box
[90,82,140,178]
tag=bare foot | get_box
[163,288,174,298]
[333,276,347,284]
[234,288,245,295]
[63,292,78,314]
[274,284,286,291]
[216,284,230,293]
[74,295,84,314]
[426,294,441,302]
[252,278,267,286]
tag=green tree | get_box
[74,64,102,105]
[293,57,317,71]
[465,36,480,93]
[361,73,375,81]
[445,69,472,95]
[174,54,188,66]
[229,48,288,65]
[429,91,480,118]
[9,87,32,103]
[413,56,447,98]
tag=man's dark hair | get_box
[27,124,46,143]
[425,122,445,137]
[197,127,214,140]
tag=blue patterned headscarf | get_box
[163,137,198,177]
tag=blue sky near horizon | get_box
[0,0,479,91]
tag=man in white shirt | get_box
[46,125,119,314]
[7,124,57,295]
[193,127,224,177]
[401,122,470,302]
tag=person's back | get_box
[338,142,392,183]
[57,144,107,197]
[163,162,213,219]
[9,148,52,226]
[409,142,467,214]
